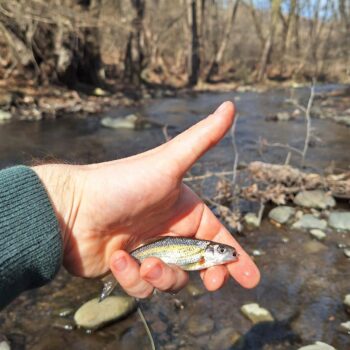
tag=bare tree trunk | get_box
[198,0,206,77]
[295,0,331,78]
[257,0,281,81]
[248,0,265,47]
[123,0,146,86]
[187,0,200,86]
[280,0,297,58]
[339,0,350,65]
[206,0,240,82]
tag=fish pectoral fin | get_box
[199,256,206,265]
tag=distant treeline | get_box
[0,0,348,89]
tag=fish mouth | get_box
[232,250,240,259]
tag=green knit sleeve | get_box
[0,166,62,309]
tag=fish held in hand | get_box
[100,237,239,301]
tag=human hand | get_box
[34,101,260,298]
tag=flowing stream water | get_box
[0,85,349,349]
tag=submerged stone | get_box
[0,341,10,350]
[0,110,11,124]
[244,213,260,228]
[297,342,336,350]
[187,315,214,336]
[101,115,140,129]
[294,190,335,209]
[268,206,295,224]
[240,303,274,324]
[303,240,327,254]
[208,328,240,349]
[344,248,350,258]
[186,282,205,297]
[328,212,350,231]
[252,249,264,256]
[344,294,350,308]
[56,307,75,318]
[309,229,327,240]
[340,321,350,333]
[74,296,137,330]
[292,214,327,230]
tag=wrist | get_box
[32,164,81,251]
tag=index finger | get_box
[196,205,260,289]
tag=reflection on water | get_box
[0,85,349,349]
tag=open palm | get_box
[38,102,260,298]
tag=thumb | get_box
[161,101,235,177]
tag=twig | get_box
[162,125,171,142]
[183,170,234,182]
[137,305,156,350]
[260,139,304,156]
[287,98,307,113]
[284,151,292,165]
[230,113,239,189]
[204,196,234,213]
[302,81,316,166]
[257,202,265,226]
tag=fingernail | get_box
[214,102,227,114]
[145,264,162,280]
[113,256,127,272]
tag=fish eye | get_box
[217,246,226,254]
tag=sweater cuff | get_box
[0,166,62,309]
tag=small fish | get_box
[100,237,238,301]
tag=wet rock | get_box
[343,294,350,313]
[186,282,205,297]
[303,240,327,254]
[74,296,137,330]
[340,321,350,333]
[244,213,260,227]
[297,341,336,350]
[101,115,140,129]
[187,315,214,336]
[19,107,42,121]
[55,307,74,317]
[252,249,264,256]
[93,87,109,96]
[240,303,274,324]
[344,248,350,258]
[310,208,321,218]
[292,214,327,230]
[309,229,326,240]
[271,112,294,121]
[0,341,10,350]
[0,110,11,123]
[0,336,10,350]
[268,206,295,224]
[294,190,336,209]
[173,298,185,310]
[337,243,347,249]
[52,318,76,331]
[328,212,350,231]
[208,328,240,350]
[152,320,167,333]
[334,115,350,127]
[0,92,12,107]
[101,114,166,130]
[295,210,304,220]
